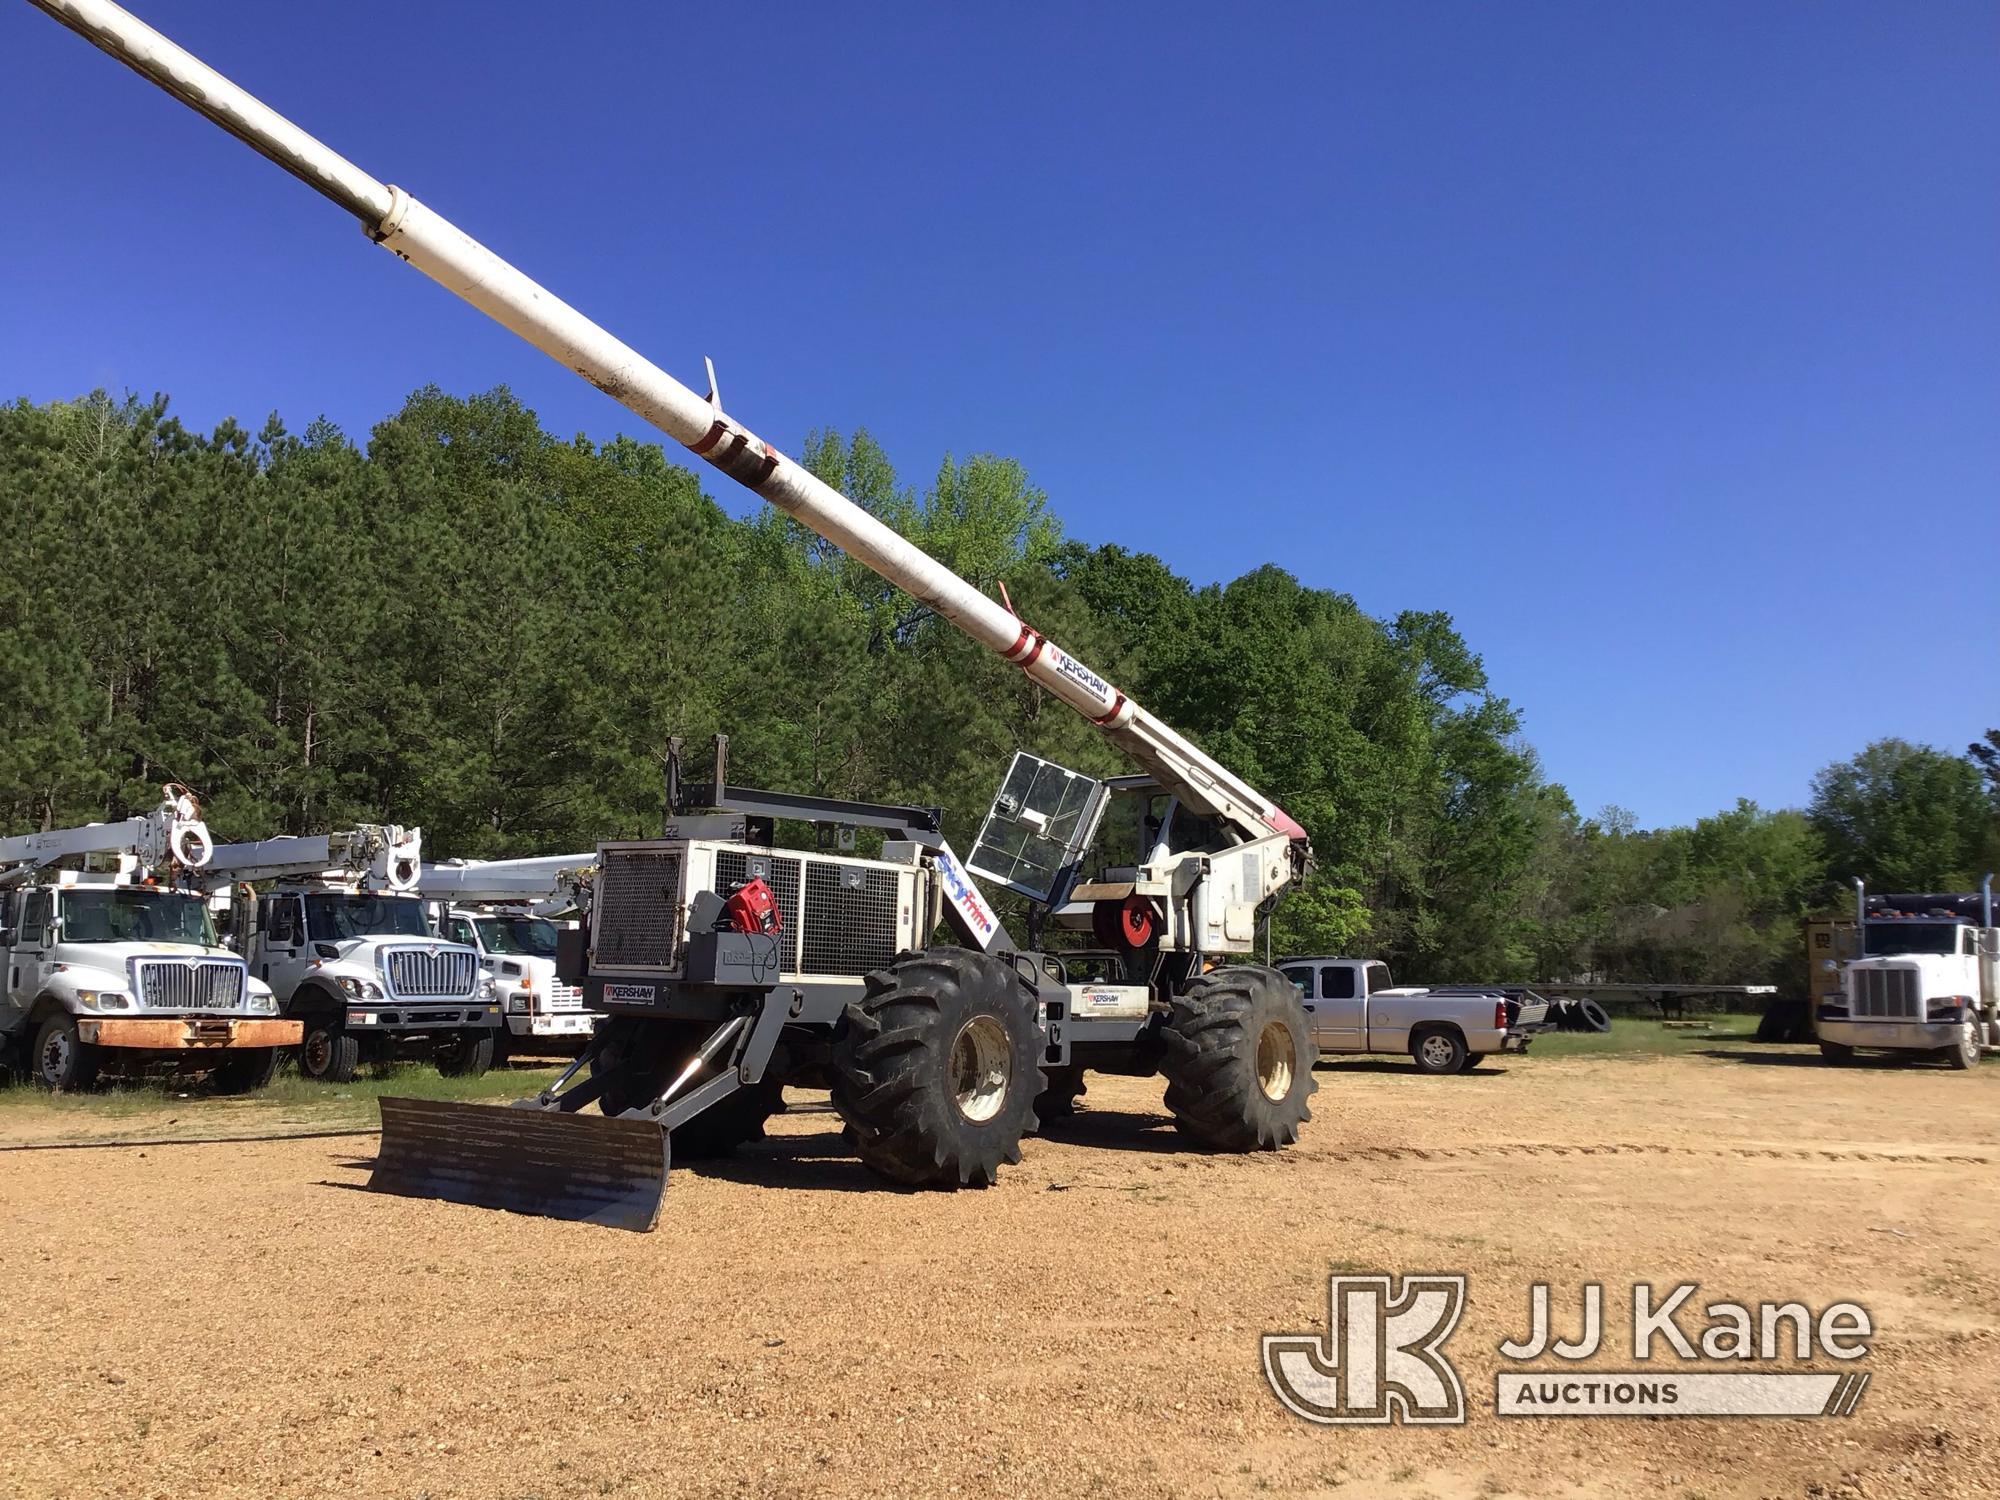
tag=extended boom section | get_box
[25,0,1307,873]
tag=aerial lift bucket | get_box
[369,1097,669,1232]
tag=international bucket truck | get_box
[1817,878,1999,1070]
[0,789,295,1090]
[29,0,1323,1230]
[418,856,599,1057]
[203,827,500,1081]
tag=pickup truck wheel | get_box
[1411,1027,1468,1075]
[1818,1040,1855,1065]
[209,1047,280,1094]
[830,948,1043,1187]
[432,1029,494,1078]
[1161,967,1316,1151]
[1945,1023,1980,1071]
[298,1018,360,1083]
[32,1014,100,1091]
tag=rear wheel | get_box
[210,1047,280,1095]
[433,1029,495,1078]
[298,1018,360,1083]
[32,1014,100,1091]
[1160,967,1316,1151]
[830,948,1042,1187]
[1411,1027,1468,1075]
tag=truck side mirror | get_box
[0,929,13,947]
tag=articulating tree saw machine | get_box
[28,0,1322,1229]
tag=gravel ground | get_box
[3,1046,1997,1500]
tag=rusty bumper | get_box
[75,1017,303,1050]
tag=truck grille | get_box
[135,958,246,1011]
[383,947,478,999]
[549,981,586,1011]
[1852,967,1919,1020]
[595,849,686,969]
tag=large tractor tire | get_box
[210,1047,281,1095]
[830,948,1043,1187]
[32,1013,101,1092]
[591,1017,781,1158]
[1160,966,1316,1151]
[1034,1064,1089,1123]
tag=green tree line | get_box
[2,388,1993,989]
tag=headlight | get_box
[75,990,133,1011]
[248,992,278,1014]
[479,977,497,1002]
[336,976,385,1001]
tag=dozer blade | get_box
[370,1096,669,1232]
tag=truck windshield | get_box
[61,889,215,945]
[475,916,558,958]
[304,893,430,941]
[1861,922,1961,957]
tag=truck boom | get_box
[0,787,212,885]
[26,0,1309,872]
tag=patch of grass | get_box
[0,1059,563,1127]
[1528,1013,1768,1057]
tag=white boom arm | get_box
[25,0,1311,875]
[417,857,594,908]
[0,787,212,887]
[202,826,422,893]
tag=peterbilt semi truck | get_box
[204,828,499,1081]
[0,791,296,1090]
[1817,879,1999,1070]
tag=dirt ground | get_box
[3,1045,1998,1500]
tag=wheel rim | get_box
[1420,1034,1456,1070]
[1255,1020,1296,1101]
[949,1015,1012,1123]
[39,1030,71,1083]
[303,1030,330,1075]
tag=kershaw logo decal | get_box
[602,983,657,1003]
[1263,1275,1467,1425]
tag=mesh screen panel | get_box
[595,849,685,968]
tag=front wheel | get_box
[298,1018,360,1082]
[210,1047,280,1095]
[1945,1023,1981,1071]
[1160,966,1317,1151]
[32,1014,100,1091]
[432,1029,495,1078]
[830,948,1043,1187]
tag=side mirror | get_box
[0,928,14,947]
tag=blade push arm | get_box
[27,0,1308,867]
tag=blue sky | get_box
[3,1,1994,828]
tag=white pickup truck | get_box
[1277,955,1545,1073]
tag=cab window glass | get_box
[1281,966,1315,999]
[1322,966,1357,1000]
